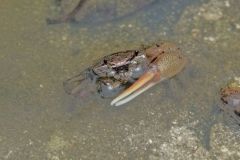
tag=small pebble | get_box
[204,36,216,42]
[225,1,230,7]
[235,24,240,29]
[148,139,153,144]
[62,36,67,41]
[128,24,133,28]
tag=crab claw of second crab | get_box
[111,69,163,106]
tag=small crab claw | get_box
[111,69,163,106]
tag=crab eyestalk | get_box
[111,52,187,106]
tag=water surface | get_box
[0,0,240,159]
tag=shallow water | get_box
[0,0,240,159]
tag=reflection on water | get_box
[0,0,240,159]
[47,0,157,25]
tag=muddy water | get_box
[0,0,240,159]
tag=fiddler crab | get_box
[63,42,187,106]
[220,77,240,121]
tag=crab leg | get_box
[111,71,163,106]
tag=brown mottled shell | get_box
[221,87,240,104]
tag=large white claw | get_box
[111,71,160,106]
